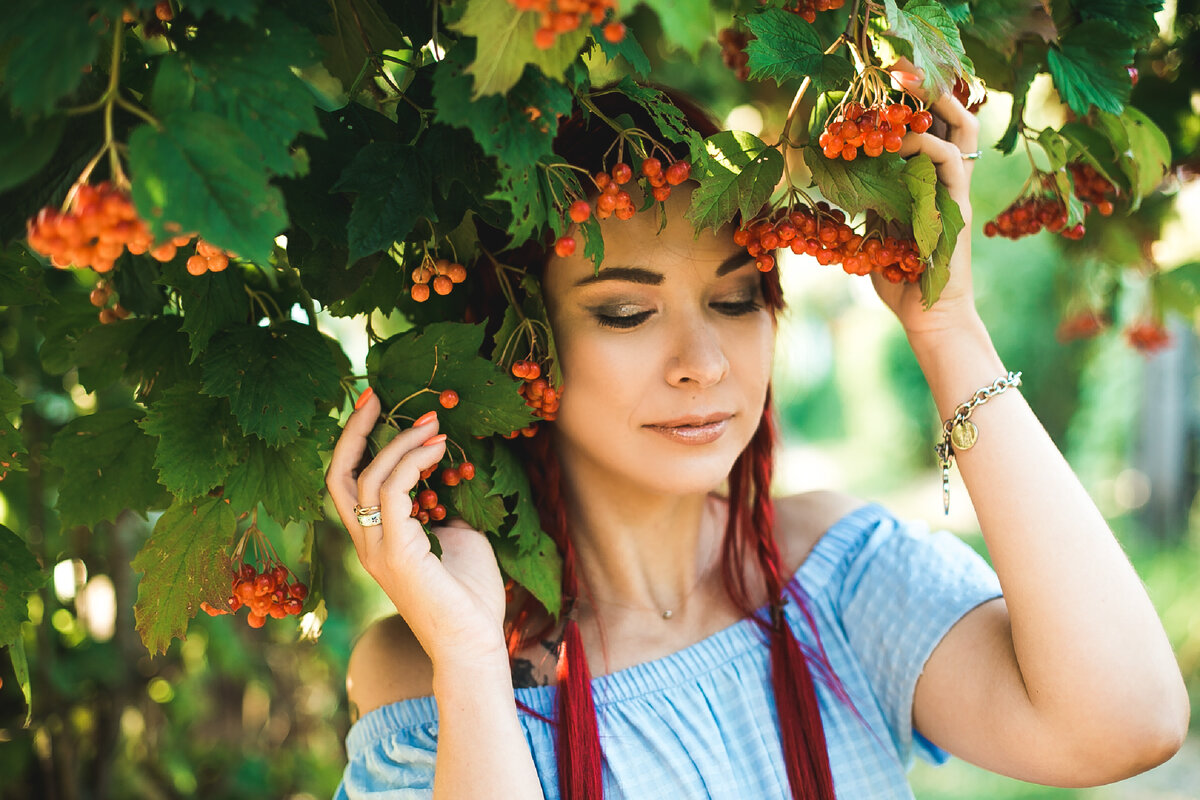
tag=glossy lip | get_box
[645,413,732,428]
[643,413,733,445]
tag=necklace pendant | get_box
[661,609,673,620]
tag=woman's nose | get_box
[665,313,730,388]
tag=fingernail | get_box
[422,433,447,447]
[414,410,438,427]
[354,387,374,410]
[891,70,920,84]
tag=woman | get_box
[325,73,1188,799]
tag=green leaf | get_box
[686,131,783,233]
[489,439,530,499]
[448,0,588,97]
[9,636,32,725]
[154,13,323,177]
[140,385,240,498]
[1045,20,1133,116]
[0,376,29,479]
[129,110,288,265]
[580,216,605,271]
[882,0,974,99]
[332,142,434,262]
[1157,263,1200,319]
[372,321,536,444]
[961,0,1041,58]
[125,316,204,404]
[156,258,249,362]
[1037,128,1070,171]
[636,0,715,58]
[224,419,335,524]
[1,1,102,116]
[922,182,964,310]
[201,321,342,446]
[71,319,146,394]
[1059,121,1124,190]
[0,524,46,649]
[448,474,509,533]
[132,497,236,654]
[1075,0,1162,47]
[743,9,854,93]
[592,25,651,76]
[615,77,700,147]
[900,155,939,257]
[0,111,65,192]
[1116,106,1171,210]
[519,274,564,388]
[804,148,911,223]
[995,43,1042,154]
[49,409,170,530]
[0,246,50,307]
[495,523,561,617]
[317,0,407,89]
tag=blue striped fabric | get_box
[336,502,1004,799]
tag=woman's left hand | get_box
[868,66,982,339]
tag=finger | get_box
[896,131,967,186]
[327,388,381,505]
[370,436,449,560]
[355,413,442,505]
[888,67,979,153]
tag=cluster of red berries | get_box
[502,360,560,436]
[734,203,926,284]
[818,102,932,161]
[1067,163,1117,217]
[717,28,752,81]
[201,561,308,628]
[781,0,846,23]
[27,182,178,272]
[411,487,449,525]
[88,280,131,324]
[552,157,691,257]
[983,190,1084,241]
[410,258,468,302]
[186,239,234,276]
[1055,309,1110,343]
[508,0,625,50]
[1125,320,1171,354]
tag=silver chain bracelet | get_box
[934,371,1022,515]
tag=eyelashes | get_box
[594,299,764,330]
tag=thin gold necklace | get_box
[578,539,720,620]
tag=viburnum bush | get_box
[0,0,1195,715]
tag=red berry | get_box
[411,283,431,302]
[442,467,461,486]
[439,389,459,409]
[432,275,453,296]
[603,21,625,43]
[665,161,691,185]
[418,489,438,510]
[430,504,447,521]
[459,462,476,480]
[568,199,591,223]
[611,163,632,184]
[641,157,662,177]
[247,612,266,629]
[909,110,933,134]
[554,236,576,257]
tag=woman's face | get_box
[542,185,776,497]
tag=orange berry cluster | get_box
[411,487,449,525]
[202,561,308,628]
[27,182,174,272]
[186,239,234,275]
[734,203,926,284]
[1067,163,1117,217]
[781,0,846,23]
[1055,309,1110,343]
[819,102,931,161]
[439,461,476,487]
[717,28,752,80]
[508,0,625,49]
[410,258,468,302]
[88,280,131,324]
[983,192,1084,241]
[1125,320,1171,354]
[501,360,560,437]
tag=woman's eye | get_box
[712,299,763,316]
[595,310,653,329]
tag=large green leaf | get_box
[803,148,912,223]
[49,409,170,530]
[743,9,854,94]
[1,1,102,116]
[132,497,236,654]
[448,474,509,534]
[448,0,587,97]
[882,0,974,99]
[140,384,241,499]
[1075,0,1162,47]
[156,258,249,362]
[0,111,65,192]
[686,131,783,233]
[495,520,561,617]
[223,418,336,524]
[636,0,715,58]
[129,110,288,265]
[921,182,964,310]
[1117,106,1171,209]
[0,525,46,649]
[592,24,651,76]
[201,321,342,446]
[332,142,435,262]
[900,155,939,258]
[317,0,407,88]
[1045,20,1132,116]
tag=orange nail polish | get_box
[890,70,920,84]
[422,433,448,447]
[354,387,374,410]
[414,410,438,427]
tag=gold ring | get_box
[354,504,383,527]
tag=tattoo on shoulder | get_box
[511,658,548,689]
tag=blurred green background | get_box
[3,12,1199,800]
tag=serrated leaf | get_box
[318,0,407,88]
[224,417,337,524]
[961,0,1038,58]
[495,522,561,617]
[0,246,50,307]
[489,439,530,498]
[487,163,556,242]
[1045,20,1132,116]
[156,257,249,362]
[125,316,204,403]
[132,497,236,654]
[49,409,170,530]
[201,321,342,446]
[900,155,939,257]
[1,1,102,116]
[448,0,587,97]
[922,182,964,310]
[448,475,509,533]
[804,148,911,223]
[743,9,854,94]
[0,524,46,648]
[140,384,240,498]
[615,77,699,148]
[1076,0,1162,47]
[686,131,783,233]
[579,216,605,271]
[592,25,651,76]
[332,141,434,262]
[129,110,288,265]
[882,0,974,99]
[636,0,715,58]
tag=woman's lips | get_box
[644,418,730,444]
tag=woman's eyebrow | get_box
[573,252,756,287]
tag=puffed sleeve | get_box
[335,698,440,799]
[837,510,1003,767]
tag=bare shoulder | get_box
[774,490,871,574]
[346,614,435,721]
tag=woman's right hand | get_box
[325,388,509,666]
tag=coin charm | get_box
[950,419,978,451]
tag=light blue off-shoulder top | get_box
[336,502,1004,799]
